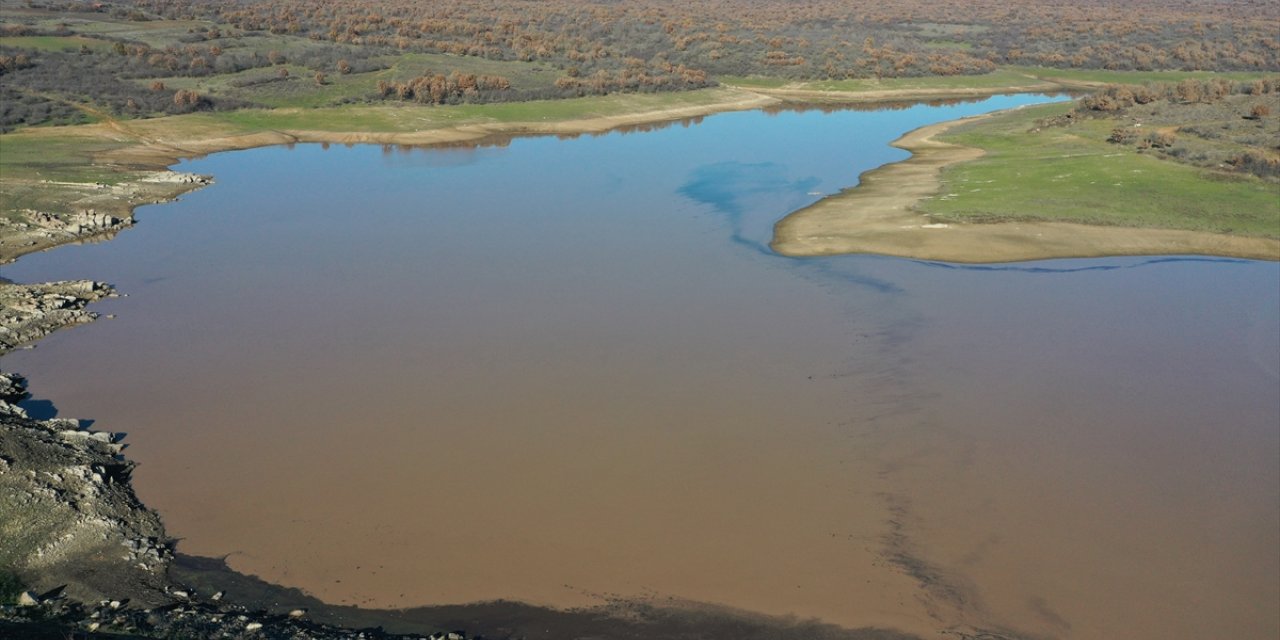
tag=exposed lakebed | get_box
[3,95,1277,639]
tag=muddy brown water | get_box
[3,95,1277,639]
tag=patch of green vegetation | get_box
[911,22,991,37]
[1013,66,1272,86]
[922,102,1280,238]
[445,89,734,121]
[801,68,1046,92]
[58,17,220,47]
[923,40,974,51]
[211,105,422,132]
[0,570,23,605]
[716,75,789,88]
[721,67,1273,95]
[0,130,123,178]
[148,65,380,109]
[211,88,744,131]
[0,35,114,52]
[384,52,563,88]
[162,51,567,109]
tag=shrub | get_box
[1146,130,1177,148]
[1108,127,1138,144]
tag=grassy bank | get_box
[772,99,1280,262]
[923,102,1280,238]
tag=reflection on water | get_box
[2,94,1276,640]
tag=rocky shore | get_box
[0,280,115,353]
[0,172,212,265]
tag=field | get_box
[724,67,1277,94]
[923,101,1280,237]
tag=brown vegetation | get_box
[1,0,1278,131]
[125,0,1277,79]
[1078,77,1280,178]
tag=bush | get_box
[1107,127,1138,144]
[1146,130,1177,148]
[0,571,24,605]
[1228,150,1280,178]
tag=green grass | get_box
[150,65,388,109]
[716,75,790,89]
[801,68,1045,91]
[923,40,974,51]
[0,130,125,178]
[719,68,1049,92]
[145,51,566,109]
[383,52,563,87]
[719,66,1272,94]
[0,34,114,52]
[1011,66,1273,86]
[53,17,219,47]
[210,87,744,131]
[922,102,1280,238]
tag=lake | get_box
[3,94,1277,639]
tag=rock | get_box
[211,591,224,601]
[289,608,307,618]
[17,591,40,606]
[245,621,263,632]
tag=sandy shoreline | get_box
[771,109,1280,263]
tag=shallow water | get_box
[4,94,1277,639]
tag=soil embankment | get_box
[771,112,1280,262]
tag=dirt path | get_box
[771,111,1280,263]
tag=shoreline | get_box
[771,108,1280,263]
[6,84,1276,267]
[3,84,1276,638]
[1,89,780,265]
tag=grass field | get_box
[788,68,1045,92]
[721,66,1276,94]
[717,69,1043,91]
[1008,66,1274,86]
[145,50,568,110]
[208,87,750,131]
[0,34,114,52]
[922,102,1280,238]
